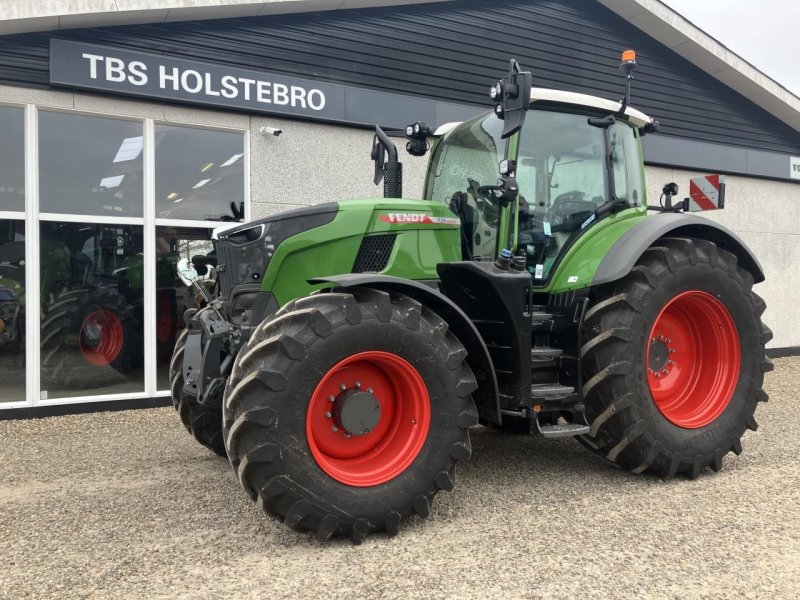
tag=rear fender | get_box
[310,274,502,425]
[593,213,764,286]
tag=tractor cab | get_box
[425,81,652,285]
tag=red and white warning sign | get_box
[686,174,726,212]
[379,213,460,226]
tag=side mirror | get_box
[177,258,199,287]
[490,59,533,139]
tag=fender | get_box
[310,273,502,425]
[593,212,765,286]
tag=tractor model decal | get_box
[379,213,460,226]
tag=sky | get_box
[661,0,800,97]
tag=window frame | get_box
[0,101,250,409]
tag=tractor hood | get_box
[212,203,340,299]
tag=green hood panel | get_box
[261,198,461,306]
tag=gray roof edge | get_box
[0,1,447,35]
[597,0,800,133]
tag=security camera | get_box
[259,126,283,137]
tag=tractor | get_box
[169,52,772,543]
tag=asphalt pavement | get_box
[1,358,798,599]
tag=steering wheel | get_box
[548,190,596,231]
[467,178,505,206]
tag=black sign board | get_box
[49,39,482,128]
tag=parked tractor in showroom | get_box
[170,52,772,543]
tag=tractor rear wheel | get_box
[579,237,772,478]
[223,288,478,543]
[41,287,140,390]
[169,325,226,457]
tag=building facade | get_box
[0,0,798,415]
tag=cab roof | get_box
[529,87,653,128]
[434,87,654,136]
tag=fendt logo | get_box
[379,213,460,226]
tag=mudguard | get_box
[310,273,502,425]
[593,212,765,286]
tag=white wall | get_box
[645,166,800,349]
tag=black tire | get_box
[168,323,227,457]
[579,237,773,478]
[41,287,141,390]
[223,288,478,543]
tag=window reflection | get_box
[0,220,25,402]
[155,226,217,391]
[0,107,25,213]
[40,222,144,398]
[155,124,245,222]
[39,111,144,218]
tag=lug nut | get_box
[324,411,332,419]
[331,425,338,433]
[665,338,671,344]
[667,360,674,366]
[355,381,361,389]
[670,349,676,354]
[328,395,335,402]
[648,368,654,374]
[662,369,670,375]
[655,372,660,378]
[657,334,664,340]
[339,384,346,391]
[344,433,351,439]
[367,387,373,394]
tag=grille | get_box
[352,234,396,273]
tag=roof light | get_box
[167,192,178,200]
[193,179,211,189]
[200,162,215,173]
[113,136,143,163]
[220,153,243,167]
[621,49,636,64]
[99,175,124,189]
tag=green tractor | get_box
[170,53,772,543]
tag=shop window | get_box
[0,107,25,213]
[0,220,25,402]
[40,221,144,399]
[39,111,144,218]
[154,226,216,391]
[155,124,245,222]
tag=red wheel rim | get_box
[646,291,740,428]
[306,351,431,487]
[156,292,173,344]
[79,309,124,366]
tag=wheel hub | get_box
[333,388,381,436]
[648,338,670,372]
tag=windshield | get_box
[517,110,642,281]
[425,113,505,260]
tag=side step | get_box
[530,346,563,362]
[536,422,591,438]
[530,383,574,400]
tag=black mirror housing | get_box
[493,59,532,139]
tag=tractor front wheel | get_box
[223,288,478,543]
[579,237,772,478]
[169,325,227,457]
